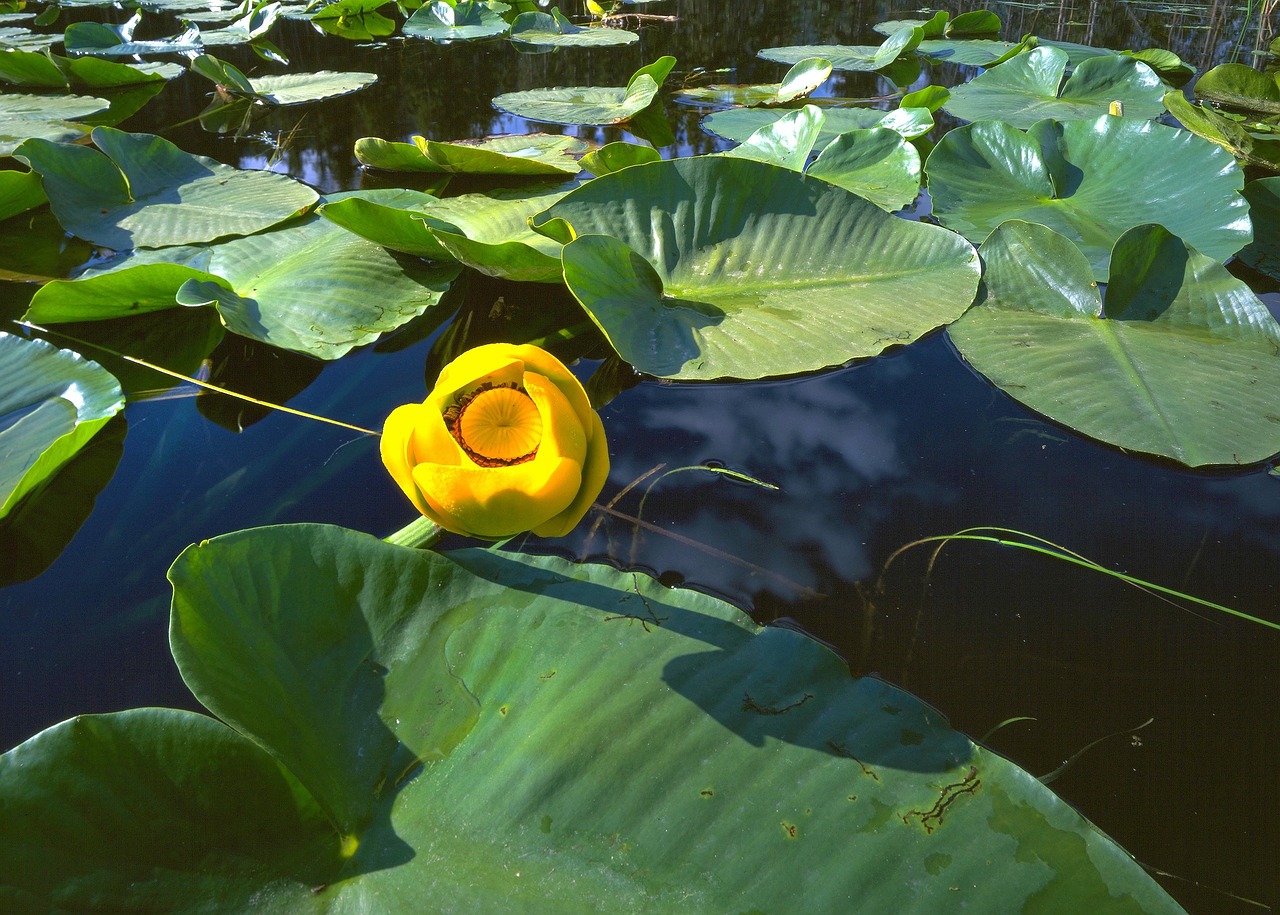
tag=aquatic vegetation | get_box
[0,0,1276,909]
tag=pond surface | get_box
[2,1,1278,911]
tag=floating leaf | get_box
[0,25,60,51]
[925,115,1250,281]
[492,57,674,126]
[63,13,203,56]
[247,69,377,104]
[197,0,280,46]
[759,25,922,72]
[355,133,585,176]
[875,10,1000,39]
[0,523,1182,909]
[14,126,319,249]
[308,0,395,39]
[508,7,637,47]
[535,157,979,381]
[950,221,1280,467]
[0,167,45,221]
[702,104,933,147]
[675,57,831,107]
[318,190,454,259]
[0,331,123,521]
[0,47,182,88]
[916,36,1032,67]
[0,92,104,155]
[1162,88,1280,171]
[1194,61,1280,117]
[580,140,661,175]
[720,105,824,170]
[403,0,509,41]
[943,47,1166,128]
[30,191,461,359]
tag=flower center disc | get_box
[455,384,542,466]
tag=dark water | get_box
[2,1,1278,911]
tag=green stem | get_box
[900,533,1280,632]
[384,516,446,549]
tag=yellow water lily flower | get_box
[381,343,610,539]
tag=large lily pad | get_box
[0,47,182,88]
[916,36,1032,67]
[403,0,509,41]
[508,8,637,47]
[308,0,395,39]
[675,57,832,107]
[702,104,933,147]
[13,126,319,249]
[533,156,979,380]
[27,191,461,359]
[1162,88,1280,171]
[492,57,675,126]
[942,46,1166,128]
[759,25,922,72]
[0,92,105,156]
[0,522,1185,909]
[63,13,203,56]
[949,221,1280,467]
[874,10,1000,39]
[0,332,124,521]
[354,133,586,175]
[925,115,1250,281]
[719,106,921,211]
[1192,61,1280,116]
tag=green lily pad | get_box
[759,25,922,72]
[317,190,456,259]
[675,56,832,107]
[579,140,661,175]
[718,106,921,211]
[13,126,319,249]
[197,1,280,46]
[354,133,586,175]
[0,92,105,156]
[318,184,569,280]
[0,25,59,51]
[1238,177,1280,279]
[702,104,933,147]
[1194,61,1280,117]
[0,47,182,88]
[925,116,1250,281]
[535,156,979,381]
[0,331,124,521]
[247,69,378,104]
[1162,88,1280,171]
[806,126,921,211]
[916,36,1031,67]
[403,0,509,41]
[0,167,45,221]
[508,8,637,47]
[492,57,674,126]
[418,183,571,282]
[950,221,1280,467]
[942,47,1166,128]
[63,13,203,56]
[308,0,395,39]
[0,523,1183,909]
[29,191,461,359]
[875,9,1000,39]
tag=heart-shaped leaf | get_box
[403,0,510,41]
[492,59,674,126]
[536,157,979,380]
[702,104,933,147]
[0,92,104,155]
[0,524,1182,910]
[925,116,1250,280]
[0,332,124,520]
[508,8,637,47]
[759,25,922,72]
[675,57,832,107]
[354,133,586,176]
[949,221,1280,466]
[14,126,319,249]
[942,46,1167,127]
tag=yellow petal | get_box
[380,403,438,519]
[429,346,526,412]
[533,410,611,537]
[412,455,581,538]
[524,371,587,465]
[505,344,596,435]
